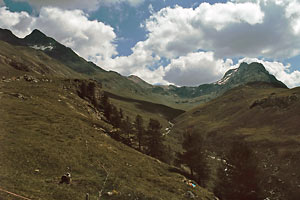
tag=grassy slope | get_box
[0,41,214,200]
[168,83,300,199]
[106,92,184,128]
[0,41,84,79]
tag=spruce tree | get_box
[134,114,144,151]
[145,119,165,159]
[110,105,121,128]
[100,93,109,109]
[179,130,210,186]
[214,141,262,200]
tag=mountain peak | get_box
[216,62,287,88]
[0,28,23,45]
[127,75,153,88]
[24,29,55,46]
[239,62,268,73]
[29,29,47,37]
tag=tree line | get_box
[176,128,264,200]
[78,81,264,200]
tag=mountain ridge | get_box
[0,28,288,109]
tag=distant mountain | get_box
[216,62,287,88]
[0,28,23,45]
[0,28,104,74]
[164,62,287,99]
[0,28,288,109]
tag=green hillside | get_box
[0,28,288,110]
[0,41,215,199]
[168,82,300,200]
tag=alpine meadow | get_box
[0,0,300,200]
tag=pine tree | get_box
[178,130,210,186]
[79,82,88,98]
[145,118,165,159]
[100,92,109,109]
[119,108,124,119]
[120,116,133,146]
[87,82,96,98]
[134,114,144,151]
[103,103,112,121]
[110,105,121,128]
[214,141,262,200]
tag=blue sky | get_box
[1,0,300,87]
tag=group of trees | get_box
[176,129,210,187]
[176,128,263,200]
[214,141,262,200]
[99,93,168,161]
[79,82,262,200]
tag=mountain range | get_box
[0,28,287,109]
[0,28,299,200]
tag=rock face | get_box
[250,93,298,109]
[221,62,287,89]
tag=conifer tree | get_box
[145,119,165,159]
[214,141,262,200]
[100,93,109,109]
[178,130,210,186]
[110,105,121,128]
[134,114,144,151]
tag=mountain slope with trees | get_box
[0,28,287,110]
[168,82,300,200]
[0,41,215,199]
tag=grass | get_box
[106,91,185,129]
[167,83,300,199]
[0,76,215,200]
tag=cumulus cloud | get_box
[34,7,117,64]
[0,7,34,36]
[101,40,160,75]
[120,0,300,86]
[133,0,300,62]
[164,52,233,86]
[0,7,117,65]
[141,1,265,59]
[1,0,300,87]
[101,0,300,86]
[12,0,144,11]
[132,66,168,85]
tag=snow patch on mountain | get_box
[216,68,238,85]
[30,45,54,51]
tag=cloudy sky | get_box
[1,0,300,87]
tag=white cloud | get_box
[1,1,300,88]
[141,1,265,59]
[34,7,117,64]
[102,40,160,75]
[12,0,144,11]
[285,0,300,34]
[0,7,117,65]
[119,0,300,86]
[235,57,300,88]
[163,52,233,86]
[0,0,4,6]
[139,0,300,60]
[193,2,264,30]
[0,7,34,36]
[132,66,168,85]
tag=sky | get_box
[1,0,300,88]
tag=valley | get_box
[0,28,299,200]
